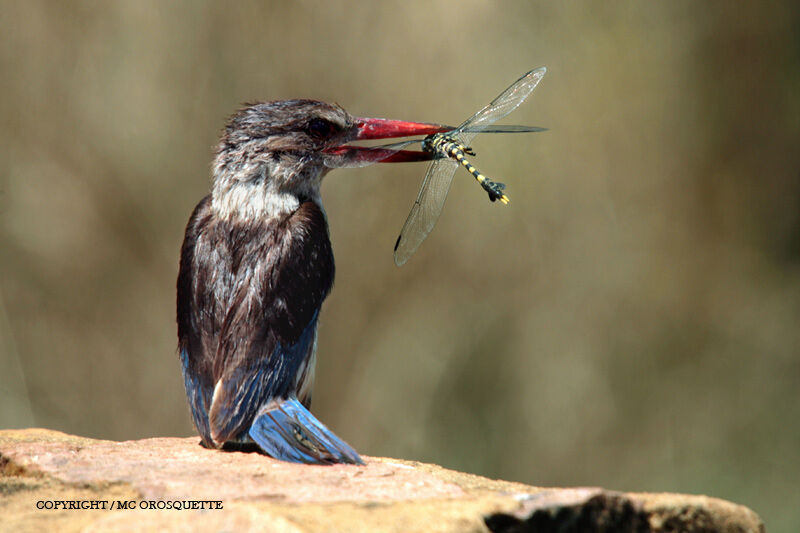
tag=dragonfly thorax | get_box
[422,133,475,159]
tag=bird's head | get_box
[211,99,448,220]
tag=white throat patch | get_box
[211,158,323,220]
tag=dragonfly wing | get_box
[459,125,548,134]
[455,67,546,146]
[393,158,459,266]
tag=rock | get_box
[0,429,764,532]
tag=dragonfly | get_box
[324,67,547,266]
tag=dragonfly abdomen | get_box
[426,134,510,204]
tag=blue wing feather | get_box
[179,348,213,444]
[208,311,320,443]
[186,311,362,464]
[249,397,363,465]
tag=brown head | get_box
[210,99,447,221]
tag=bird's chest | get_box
[202,203,335,344]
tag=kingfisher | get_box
[177,100,448,465]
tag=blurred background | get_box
[1,1,798,530]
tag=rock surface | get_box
[0,428,764,532]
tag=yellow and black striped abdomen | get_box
[447,143,489,185]
[424,133,509,204]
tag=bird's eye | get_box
[308,118,334,139]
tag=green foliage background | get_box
[1,2,798,530]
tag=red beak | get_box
[324,117,451,167]
[354,117,448,140]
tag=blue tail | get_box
[249,397,364,465]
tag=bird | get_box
[176,99,447,465]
